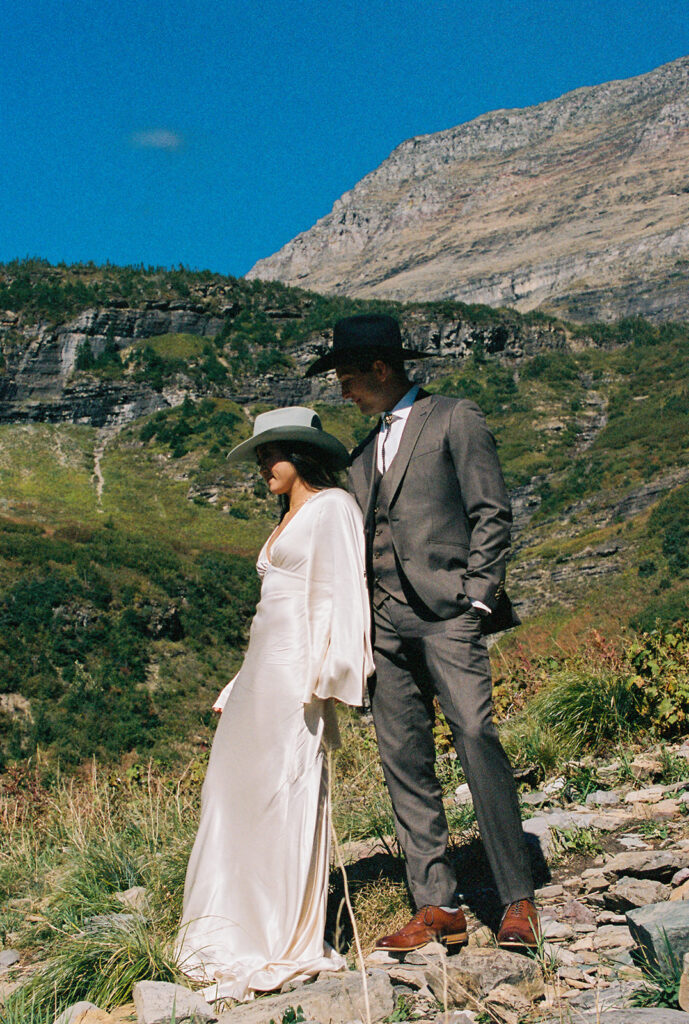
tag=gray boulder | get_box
[585,790,621,806]
[0,950,20,974]
[603,850,687,882]
[215,970,394,1024]
[627,901,689,970]
[423,948,543,1010]
[132,981,216,1024]
[53,1004,103,1024]
[605,876,673,912]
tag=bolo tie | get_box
[380,412,395,473]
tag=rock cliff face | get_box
[247,58,689,322]
[0,299,571,426]
[0,303,224,426]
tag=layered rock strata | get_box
[248,57,689,322]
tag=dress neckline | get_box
[264,488,329,564]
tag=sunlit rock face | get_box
[247,57,689,323]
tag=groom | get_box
[306,314,539,950]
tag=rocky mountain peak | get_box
[247,57,689,322]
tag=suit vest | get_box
[369,468,407,607]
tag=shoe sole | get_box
[498,938,538,949]
[375,931,468,952]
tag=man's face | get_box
[336,364,387,416]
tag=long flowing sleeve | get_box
[303,491,374,706]
[212,673,239,712]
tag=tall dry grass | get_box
[0,758,201,1017]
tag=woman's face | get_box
[256,444,299,496]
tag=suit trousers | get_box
[370,592,533,909]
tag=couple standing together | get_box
[176,314,539,1002]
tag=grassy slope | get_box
[0,262,688,770]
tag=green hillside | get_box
[0,261,688,770]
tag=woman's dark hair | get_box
[263,441,342,519]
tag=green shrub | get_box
[632,587,689,632]
[649,484,689,574]
[138,398,245,458]
[527,666,643,749]
[433,360,519,415]
[521,350,579,386]
[627,623,689,735]
[500,717,572,778]
[631,932,683,1008]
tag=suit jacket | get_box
[347,390,516,625]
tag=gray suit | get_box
[348,390,533,908]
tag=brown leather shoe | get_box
[497,898,541,948]
[375,905,468,952]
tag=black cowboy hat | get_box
[305,314,430,377]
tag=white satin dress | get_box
[176,488,373,1002]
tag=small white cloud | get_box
[131,129,184,151]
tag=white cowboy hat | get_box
[227,406,349,469]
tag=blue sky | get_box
[2,0,688,277]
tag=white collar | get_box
[382,384,420,423]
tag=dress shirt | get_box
[376,385,420,474]
[376,384,491,617]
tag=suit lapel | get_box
[384,391,433,505]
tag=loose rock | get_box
[114,886,150,914]
[215,970,394,1024]
[591,925,635,951]
[132,981,216,1024]
[624,786,667,804]
[604,876,672,912]
[671,879,689,901]
[483,981,532,1023]
[423,948,544,1010]
[585,790,621,806]
[53,1004,108,1024]
[404,941,447,964]
[603,849,686,882]
[0,950,20,974]
[679,950,689,1012]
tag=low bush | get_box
[627,622,689,735]
[528,665,644,749]
[496,622,689,776]
[138,396,246,459]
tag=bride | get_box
[176,406,373,1002]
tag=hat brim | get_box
[227,425,350,469]
[305,345,431,377]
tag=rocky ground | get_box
[4,745,689,1023]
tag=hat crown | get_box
[226,404,348,468]
[333,314,401,351]
[252,406,322,438]
[305,313,429,377]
